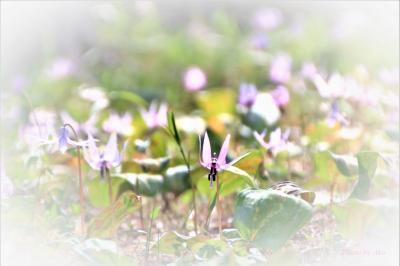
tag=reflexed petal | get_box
[157,103,168,126]
[103,133,121,167]
[217,134,231,166]
[201,132,212,165]
[253,131,269,149]
[58,127,69,153]
[269,128,282,147]
[83,133,100,170]
[60,111,80,132]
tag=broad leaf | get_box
[330,152,358,177]
[234,188,313,250]
[351,151,379,199]
[164,165,191,193]
[116,173,164,197]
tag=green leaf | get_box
[331,198,398,240]
[191,238,229,259]
[156,231,193,255]
[234,188,313,250]
[224,166,255,187]
[330,152,358,177]
[73,238,136,265]
[222,228,242,240]
[88,177,125,208]
[351,151,379,199]
[131,157,170,173]
[167,111,181,145]
[115,173,164,197]
[108,90,147,106]
[163,165,191,193]
[86,191,140,238]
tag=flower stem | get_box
[63,123,85,235]
[136,177,144,229]
[216,173,222,238]
[106,168,113,205]
[187,152,197,235]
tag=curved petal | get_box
[157,103,168,126]
[83,133,100,170]
[217,134,230,166]
[253,131,269,149]
[201,132,212,166]
[103,133,121,167]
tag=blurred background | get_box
[1,1,399,266]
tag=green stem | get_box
[63,123,85,235]
[216,173,222,238]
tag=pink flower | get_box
[199,132,231,187]
[102,112,133,136]
[253,128,290,156]
[269,54,292,84]
[301,62,318,79]
[183,67,207,91]
[140,102,167,129]
[252,8,282,31]
[312,73,345,98]
[270,85,290,107]
[47,58,75,79]
[61,111,98,136]
[83,133,121,178]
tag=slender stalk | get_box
[63,123,85,235]
[106,168,113,205]
[187,152,197,234]
[145,203,156,262]
[330,174,337,204]
[216,173,222,238]
[136,177,144,229]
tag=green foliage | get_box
[234,188,313,250]
[330,152,358,177]
[86,191,140,238]
[115,173,164,197]
[351,151,379,199]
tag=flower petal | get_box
[103,133,121,167]
[83,133,100,170]
[253,131,269,149]
[201,132,212,166]
[217,134,230,166]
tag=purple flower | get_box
[252,8,282,31]
[269,54,292,84]
[83,133,121,177]
[57,126,89,153]
[326,102,349,127]
[140,102,167,129]
[199,132,231,187]
[253,128,290,156]
[270,85,290,107]
[47,58,75,79]
[183,67,207,92]
[58,127,69,153]
[102,112,133,136]
[250,33,268,49]
[61,111,98,136]
[238,83,258,108]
